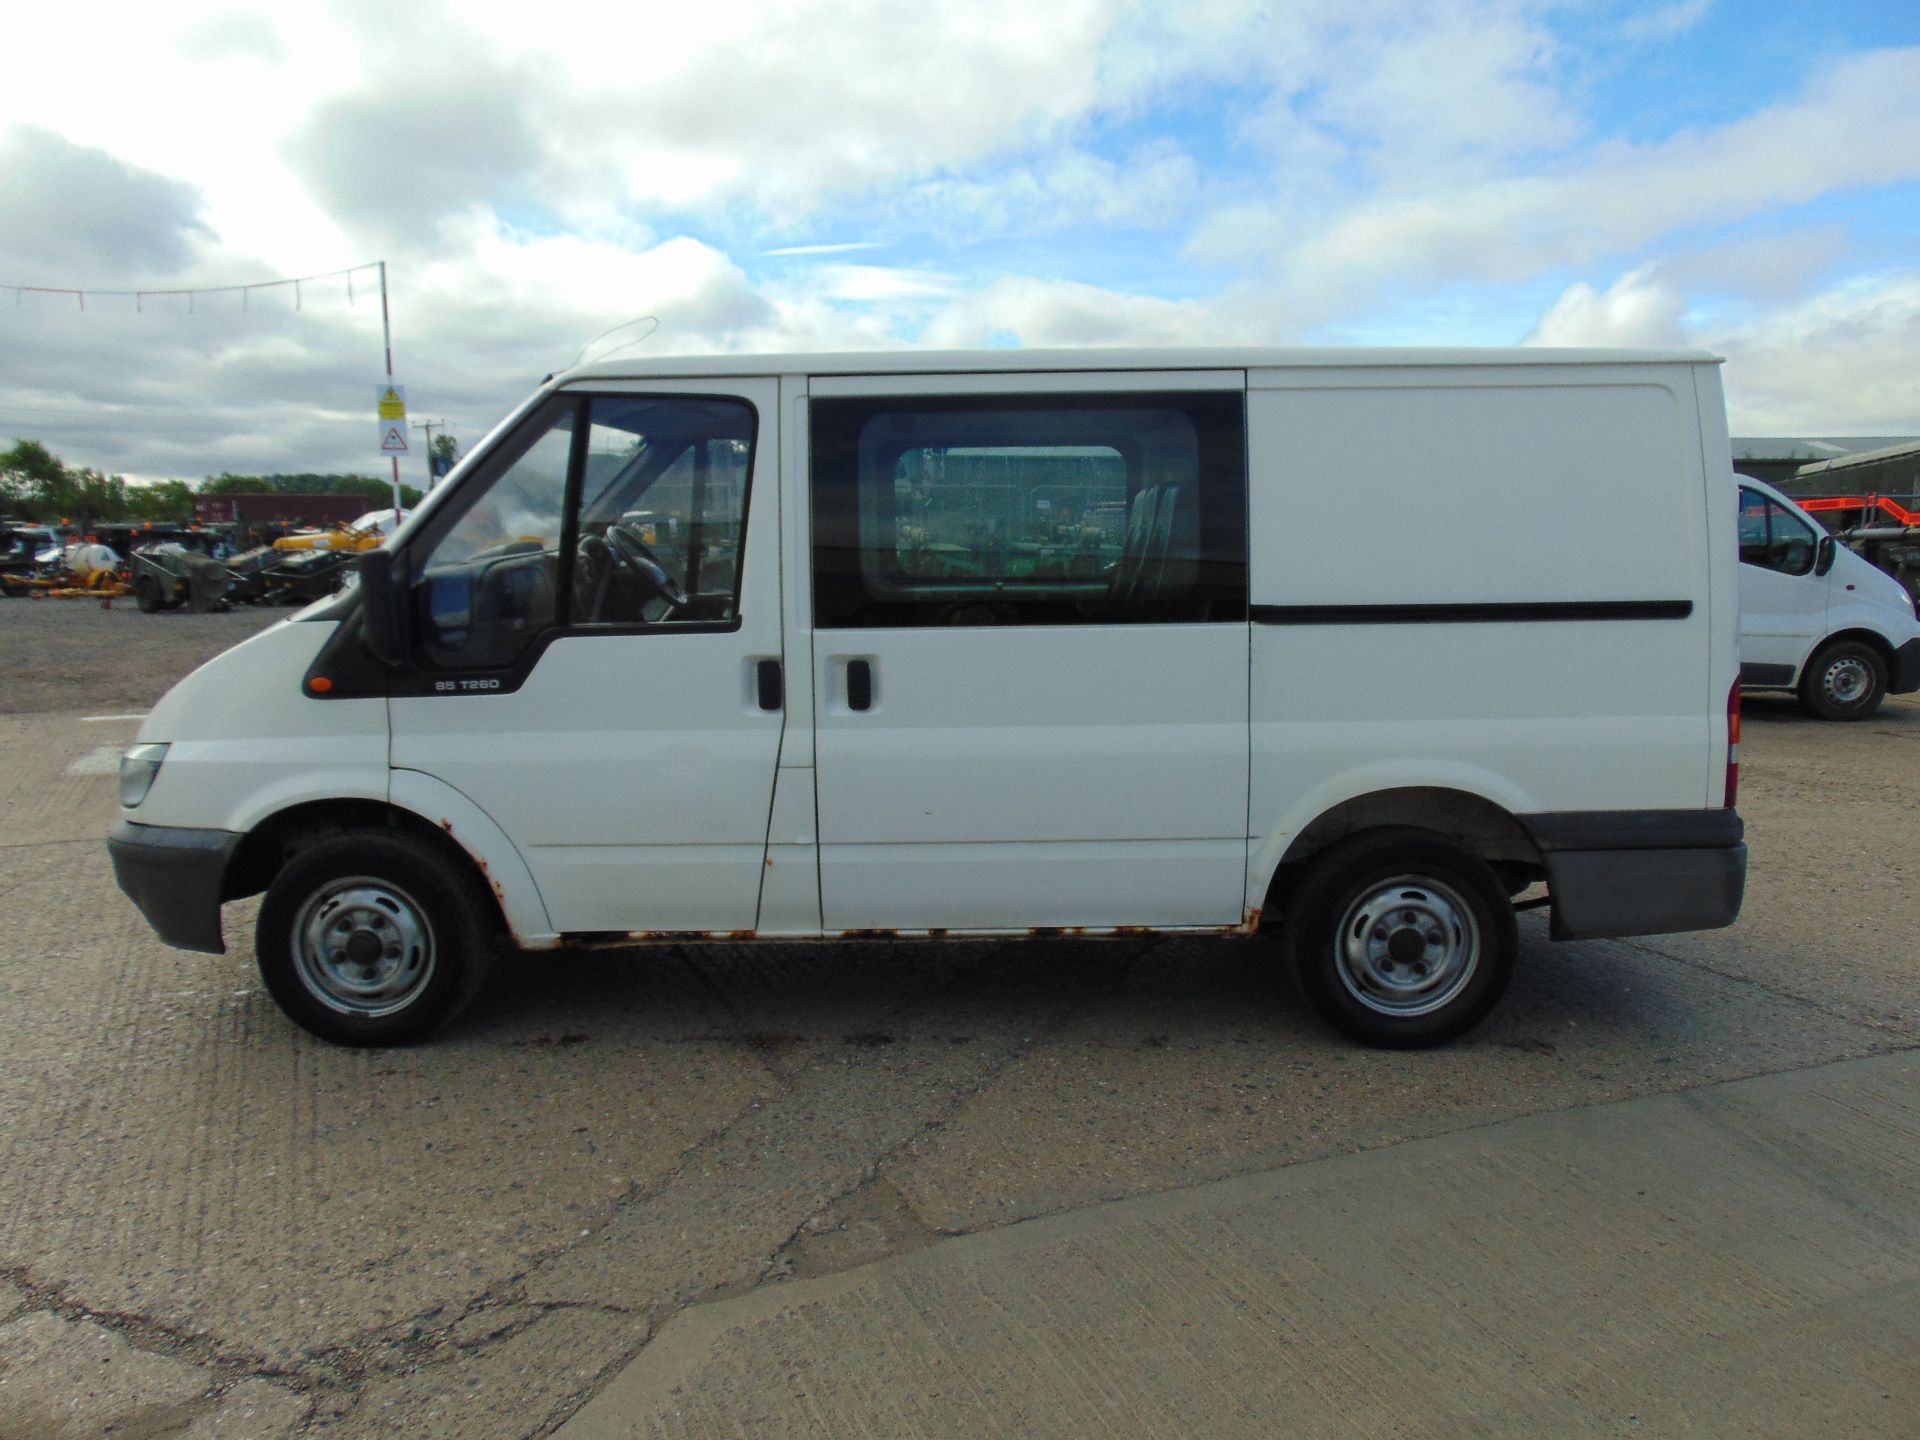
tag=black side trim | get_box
[1544,843,1746,941]
[1251,600,1693,625]
[1892,637,1920,695]
[302,601,396,701]
[1740,661,1797,687]
[1522,808,1743,852]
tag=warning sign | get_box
[376,383,408,455]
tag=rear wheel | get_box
[1284,828,1516,1047]
[1800,640,1887,720]
[255,832,496,1045]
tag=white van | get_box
[109,348,1747,1049]
[1736,475,1920,719]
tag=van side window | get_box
[573,396,754,629]
[413,393,757,670]
[1738,487,1816,577]
[811,392,1246,627]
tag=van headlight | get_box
[119,743,170,808]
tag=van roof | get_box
[554,346,1722,386]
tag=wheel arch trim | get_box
[1249,769,1541,913]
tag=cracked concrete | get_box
[0,609,1915,1436]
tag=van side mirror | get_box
[1815,535,1836,577]
[357,548,409,666]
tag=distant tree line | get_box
[1,439,432,527]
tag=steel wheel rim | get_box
[1335,874,1480,1017]
[292,876,436,1018]
[1823,657,1870,706]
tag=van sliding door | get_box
[807,371,1251,933]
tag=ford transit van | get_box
[109,349,1748,1048]
[1736,475,1920,719]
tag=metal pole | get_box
[412,419,445,495]
[379,261,401,515]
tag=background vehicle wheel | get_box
[1283,828,1517,1048]
[1800,640,1887,720]
[135,576,161,613]
[255,832,496,1046]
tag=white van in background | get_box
[1737,476,1920,719]
[110,348,1747,1050]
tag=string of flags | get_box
[5,261,385,314]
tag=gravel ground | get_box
[0,594,286,714]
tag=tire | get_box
[135,576,161,614]
[1800,640,1887,721]
[1283,828,1517,1048]
[255,832,497,1046]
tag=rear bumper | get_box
[108,820,242,954]
[1519,809,1746,942]
[1892,637,1920,695]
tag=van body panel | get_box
[1691,367,1742,796]
[814,624,1252,929]
[1243,364,1722,899]
[757,764,824,935]
[1245,370,1705,607]
[389,628,783,934]
[388,767,556,946]
[134,620,389,833]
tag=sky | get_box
[1,0,1916,484]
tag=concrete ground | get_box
[0,669,1915,1436]
[562,1051,1920,1439]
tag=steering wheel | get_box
[573,533,615,621]
[604,522,688,608]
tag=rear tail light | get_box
[1724,678,1741,809]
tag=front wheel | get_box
[1283,829,1516,1048]
[1800,639,1887,720]
[255,832,496,1045]
[135,576,161,613]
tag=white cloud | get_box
[1197,46,1920,327]
[1525,267,1688,348]
[1518,266,1920,433]
[1,1,1917,480]
[762,243,884,257]
[1619,0,1715,44]
[898,142,1200,239]
[1707,275,1920,435]
[920,277,1262,349]
[809,266,957,304]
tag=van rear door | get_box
[805,371,1251,932]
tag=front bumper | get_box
[1892,637,1920,695]
[108,820,243,954]
[1520,809,1747,942]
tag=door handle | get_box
[756,658,783,711]
[847,658,873,712]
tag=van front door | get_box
[389,379,784,935]
[1737,484,1827,681]
[806,373,1251,933]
